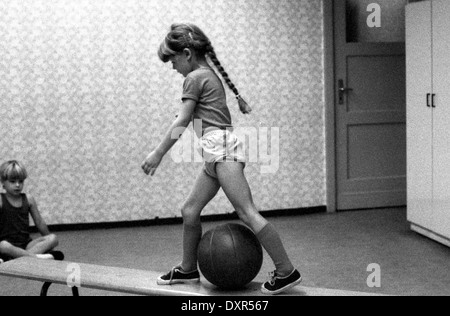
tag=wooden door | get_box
[334,0,407,210]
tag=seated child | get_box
[0,160,63,262]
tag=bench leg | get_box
[71,286,80,296]
[40,282,80,296]
[40,282,52,296]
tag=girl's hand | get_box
[141,150,163,176]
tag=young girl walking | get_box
[141,23,301,295]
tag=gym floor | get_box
[0,207,449,296]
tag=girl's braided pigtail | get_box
[206,43,252,114]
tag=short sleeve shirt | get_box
[182,67,233,137]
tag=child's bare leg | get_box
[180,170,220,271]
[26,234,59,255]
[0,241,34,259]
[216,162,295,276]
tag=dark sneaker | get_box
[157,266,200,285]
[261,269,302,295]
[48,251,65,261]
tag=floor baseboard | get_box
[32,206,327,233]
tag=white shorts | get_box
[199,129,246,179]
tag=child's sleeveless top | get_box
[0,194,31,245]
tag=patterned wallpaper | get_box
[0,0,325,225]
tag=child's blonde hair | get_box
[159,23,252,114]
[0,160,28,182]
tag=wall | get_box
[0,0,325,225]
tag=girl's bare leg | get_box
[0,241,33,259]
[0,235,59,260]
[180,169,220,271]
[216,162,295,276]
[26,234,59,255]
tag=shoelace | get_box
[267,271,278,286]
[168,266,179,285]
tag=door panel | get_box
[346,0,407,43]
[347,56,406,112]
[348,123,406,179]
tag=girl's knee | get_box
[0,241,12,252]
[46,234,59,247]
[235,208,253,225]
[181,205,201,226]
[235,208,268,232]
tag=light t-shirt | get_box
[182,67,233,137]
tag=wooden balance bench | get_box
[0,257,384,296]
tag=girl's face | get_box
[169,51,192,77]
[2,179,24,197]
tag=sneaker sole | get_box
[261,276,303,295]
[157,277,201,286]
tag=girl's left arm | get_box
[142,99,196,176]
[28,195,51,236]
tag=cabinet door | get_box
[406,2,433,229]
[431,0,450,239]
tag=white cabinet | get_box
[406,0,450,247]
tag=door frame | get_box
[323,0,337,212]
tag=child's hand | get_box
[141,150,163,176]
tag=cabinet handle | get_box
[427,93,431,107]
[432,94,436,108]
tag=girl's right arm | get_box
[141,99,196,176]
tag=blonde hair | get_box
[159,23,252,114]
[0,160,28,182]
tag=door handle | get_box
[338,79,353,105]
[427,93,436,108]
